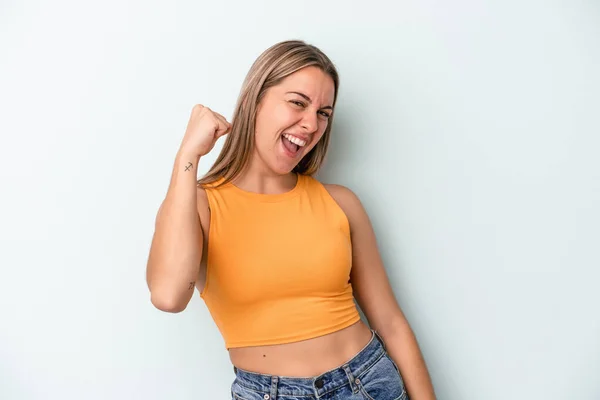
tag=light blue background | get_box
[1,1,598,399]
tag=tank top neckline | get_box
[224,173,306,203]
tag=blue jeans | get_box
[231,330,409,400]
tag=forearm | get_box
[146,151,203,312]
[380,318,436,400]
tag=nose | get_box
[300,111,318,133]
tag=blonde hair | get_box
[197,40,339,187]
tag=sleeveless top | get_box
[200,173,361,349]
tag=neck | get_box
[232,159,298,195]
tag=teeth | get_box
[283,133,307,147]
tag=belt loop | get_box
[270,375,278,399]
[342,364,359,394]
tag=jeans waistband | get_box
[233,329,388,398]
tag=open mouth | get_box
[281,133,307,156]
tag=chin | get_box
[268,157,303,175]
[270,163,296,175]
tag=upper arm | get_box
[324,183,408,335]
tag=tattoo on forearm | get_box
[185,162,193,171]
[188,281,195,290]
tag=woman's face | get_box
[253,66,335,175]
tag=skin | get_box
[195,66,436,399]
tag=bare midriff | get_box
[228,320,373,377]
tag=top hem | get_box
[224,314,362,349]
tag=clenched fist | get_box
[179,104,231,158]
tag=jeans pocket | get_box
[231,380,269,400]
[357,354,407,400]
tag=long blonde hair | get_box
[197,40,340,187]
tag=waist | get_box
[229,320,372,377]
[232,328,388,397]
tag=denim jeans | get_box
[231,330,409,400]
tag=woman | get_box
[146,40,436,400]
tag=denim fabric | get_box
[231,330,408,400]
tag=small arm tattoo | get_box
[188,281,195,290]
[184,162,193,171]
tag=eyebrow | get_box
[286,91,333,110]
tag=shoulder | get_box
[322,183,360,206]
[196,177,225,212]
[197,185,208,207]
[321,182,367,230]
[196,185,210,224]
[196,177,227,225]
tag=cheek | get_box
[317,119,329,138]
[254,116,277,145]
[257,105,295,139]
[275,105,298,128]
[320,119,329,132]
[307,127,328,151]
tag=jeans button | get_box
[315,378,324,389]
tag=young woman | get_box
[146,40,436,400]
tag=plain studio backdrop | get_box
[1,0,598,399]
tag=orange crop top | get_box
[200,173,361,349]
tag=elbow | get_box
[149,290,189,313]
[375,313,411,338]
